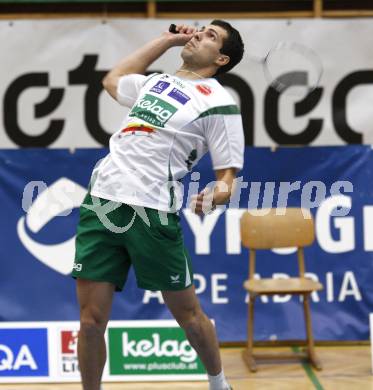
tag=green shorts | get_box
[71,193,193,292]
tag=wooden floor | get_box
[1,345,372,390]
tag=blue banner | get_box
[0,146,371,342]
[0,328,49,376]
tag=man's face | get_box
[181,24,229,69]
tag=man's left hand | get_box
[190,187,216,215]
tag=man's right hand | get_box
[102,24,198,101]
[163,24,197,47]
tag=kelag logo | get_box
[129,94,177,128]
[0,328,48,376]
[108,327,204,376]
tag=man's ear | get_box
[215,54,230,68]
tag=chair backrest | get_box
[240,208,315,250]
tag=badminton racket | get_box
[169,23,323,96]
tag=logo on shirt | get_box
[196,84,212,96]
[129,94,177,128]
[185,149,197,171]
[168,88,190,105]
[150,81,170,94]
[120,123,155,136]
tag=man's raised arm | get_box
[102,24,196,101]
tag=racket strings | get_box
[252,41,323,96]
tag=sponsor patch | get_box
[168,88,190,105]
[120,124,155,138]
[129,94,177,128]
[196,84,212,96]
[150,81,170,94]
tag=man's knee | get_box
[80,305,108,335]
[162,286,208,331]
[175,305,206,331]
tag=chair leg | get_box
[243,294,257,372]
[303,294,322,370]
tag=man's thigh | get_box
[72,194,132,291]
[125,206,194,292]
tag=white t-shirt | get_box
[90,73,245,212]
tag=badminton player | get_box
[72,20,244,390]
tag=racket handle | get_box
[169,24,178,34]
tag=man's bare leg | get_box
[76,279,115,390]
[162,285,222,375]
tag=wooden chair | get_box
[240,208,323,372]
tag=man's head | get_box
[210,20,244,75]
[181,20,244,76]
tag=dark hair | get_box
[211,20,244,75]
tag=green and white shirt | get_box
[90,73,245,212]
